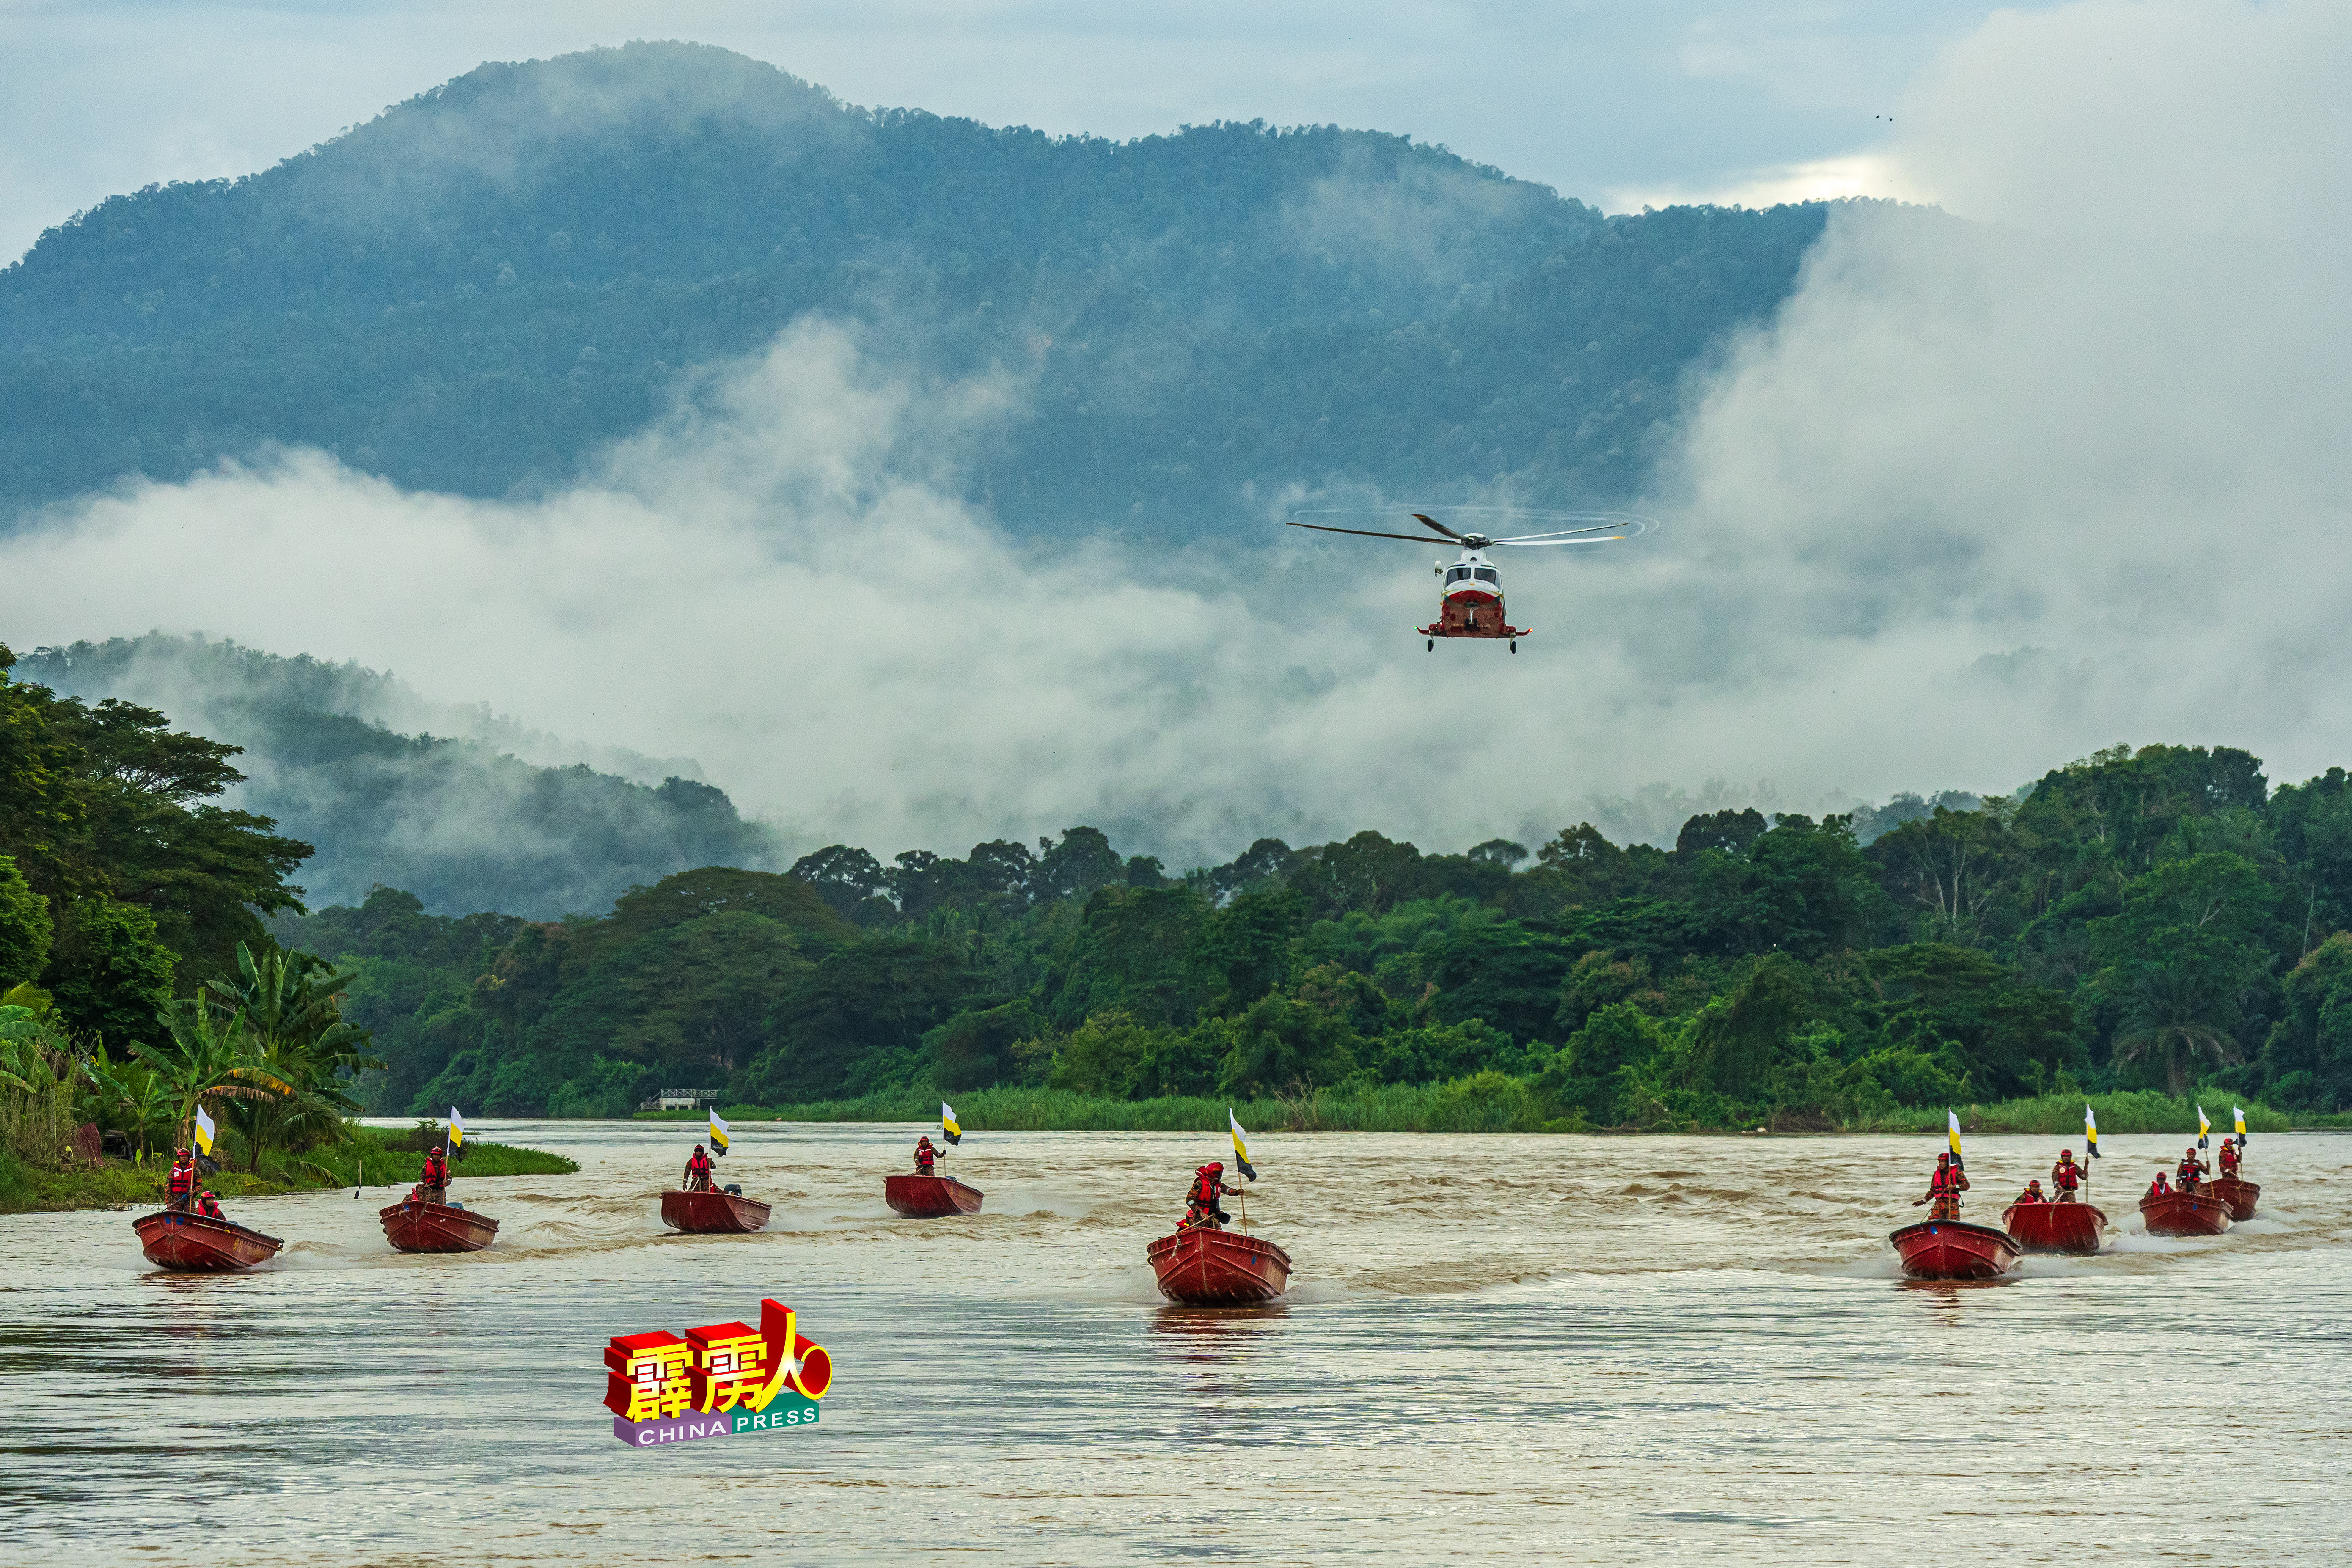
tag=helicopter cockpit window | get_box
[1473,567,1499,583]
[1446,567,1472,584]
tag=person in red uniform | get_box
[195,1191,226,1220]
[418,1145,451,1205]
[2217,1139,2242,1180]
[2176,1146,2209,1193]
[2013,1178,2047,1205]
[913,1136,941,1175]
[2050,1150,2084,1202]
[1185,1162,1241,1229]
[1914,1153,1969,1221]
[2146,1169,2172,1200]
[683,1143,717,1191]
[166,1147,197,1212]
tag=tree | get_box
[127,999,286,1154]
[206,941,379,1172]
[0,854,52,988]
[44,898,178,1051]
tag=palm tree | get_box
[206,944,381,1174]
[2111,963,2241,1095]
[127,999,287,1158]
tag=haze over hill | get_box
[0,41,1840,529]
[5,5,2350,880]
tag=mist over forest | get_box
[6,9,2352,1132]
[0,41,1841,534]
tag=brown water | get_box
[3,1122,2346,1565]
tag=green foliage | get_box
[222,734,2352,1126]
[0,855,53,987]
[43,897,177,1051]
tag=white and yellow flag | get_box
[1946,1109,1965,1169]
[2084,1104,2101,1159]
[709,1110,730,1156]
[2197,1105,2212,1148]
[2234,1106,2248,1145]
[941,1102,961,1145]
[449,1106,466,1150]
[192,1103,216,1157]
[1229,1109,1256,1181]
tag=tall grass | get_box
[1847,1089,2291,1137]
[687,1081,2297,1138]
[707,1076,1554,1134]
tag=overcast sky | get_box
[0,0,2039,262]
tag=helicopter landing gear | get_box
[1509,640,1517,654]
[1426,638,1434,651]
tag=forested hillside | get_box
[0,41,1849,530]
[23,636,782,916]
[266,744,2352,1125]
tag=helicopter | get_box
[1286,509,1645,652]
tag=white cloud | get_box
[7,0,2348,880]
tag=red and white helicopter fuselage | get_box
[1422,549,1527,644]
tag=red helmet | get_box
[1936,1153,1949,1164]
[177,1147,190,1157]
[2059,1150,2074,1160]
[2028,1179,2043,1188]
[430,1145,444,1155]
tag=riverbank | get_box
[632,1083,2297,1137]
[0,1128,579,1214]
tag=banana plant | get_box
[206,944,382,1173]
[126,998,288,1158]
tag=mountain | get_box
[0,41,1846,532]
[20,635,783,917]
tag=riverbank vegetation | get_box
[263,741,2352,1134]
[654,1085,2296,1138]
[0,1122,576,1214]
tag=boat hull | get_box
[132,1210,284,1271]
[1146,1227,1293,1305]
[661,1189,771,1233]
[2139,1190,2233,1236]
[2001,1200,2110,1254]
[1889,1218,2019,1280]
[2208,1176,2260,1221]
[884,1174,983,1219]
[380,1198,500,1253]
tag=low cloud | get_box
[6,0,2347,879]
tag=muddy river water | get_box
[3,1122,2347,1565]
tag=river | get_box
[3,1122,2346,1564]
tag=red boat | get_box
[1888,1218,2019,1280]
[661,1188,772,1233]
[2140,1188,2233,1237]
[2208,1176,2261,1221]
[884,1174,983,1219]
[132,1209,285,1271]
[2000,1200,2110,1254]
[1146,1226,1293,1305]
[380,1197,500,1253]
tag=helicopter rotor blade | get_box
[1285,520,1453,544]
[1492,536,1626,546]
[1412,513,1468,541]
[1489,522,1628,543]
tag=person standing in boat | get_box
[2176,1146,2209,1193]
[1186,1162,1242,1230]
[913,1135,941,1175]
[2050,1150,2084,1202]
[2218,1138,2243,1181]
[1914,1153,1969,1220]
[683,1143,717,1191]
[167,1148,198,1212]
[418,1144,452,1205]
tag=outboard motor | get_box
[723,1183,743,1197]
